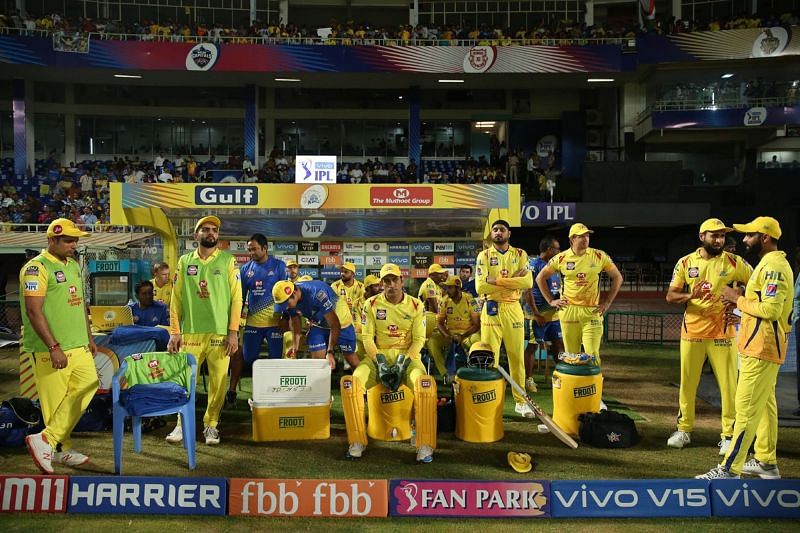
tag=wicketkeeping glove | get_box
[376,353,396,390]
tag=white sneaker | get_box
[25,431,54,474]
[537,424,550,434]
[165,424,183,443]
[203,426,220,445]
[696,465,740,480]
[54,449,89,467]
[599,401,608,411]
[718,438,732,456]
[416,444,434,463]
[525,377,538,393]
[742,458,781,479]
[515,402,535,418]
[667,430,691,449]
[346,442,365,459]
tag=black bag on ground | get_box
[578,410,639,448]
[0,397,43,447]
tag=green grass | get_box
[1,343,798,528]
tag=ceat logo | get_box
[228,479,388,517]
[370,187,433,207]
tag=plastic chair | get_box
[112,352,197,474]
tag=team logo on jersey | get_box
[388,324,399,336]
[376,309,387,320]
[316,290,328,302]
[213,269,222,276]
[55,271,66,283]
[24,265,39,276]
[187,265,198,276]
[247,270,254,278]
[765,283,778,297]
[688,267,699,278]
[490,257,499,266]
[566,262,575,270]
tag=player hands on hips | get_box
[22,219,99,474]
[665,219,753,453]
[697,217,793,480]
[340,263,438,463]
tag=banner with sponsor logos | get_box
[228,479,388,517]
[0,475,69,513]
[0,36,621,74]
[520,202,577,225]
[390,479,550,517]
[650,106,800,129]
[112,183,513,210]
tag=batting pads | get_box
[340,375,368,446]
[414,375,438,450]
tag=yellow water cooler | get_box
[367,384,414,441]
[454,367,506,443]
[551,362,603,437]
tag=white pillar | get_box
[279,0,288,24]
[64,83,75,165]
[25,80,34,174]
[250,0,257,24]
[585,0,594,26]
[410,0,419,26]
[751,0,757,15]
[672,0,681,20]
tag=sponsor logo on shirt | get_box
[187,265,198,276]
[388,324,400,336]
[765,283,778,297]
[24,265,39,276]
[688,267,699,278]
[24,281,39,291]
[490,257,499,266]
[55,271,66,283]
[566,262,575,271]
[376,309,387,320]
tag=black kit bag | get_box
[578,410,639,448]
[0,397,44,447]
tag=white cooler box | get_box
[250,359,331,441]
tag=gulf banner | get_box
[228,479,388,517]
[112,183,514,211]
[390,480,550,517]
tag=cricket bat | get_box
[497,365,579,449]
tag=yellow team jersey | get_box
[361,292,426,358]
[151,277,173,307]
[417,277,444,312]
[548,247,613,307]
[330,279,364,320]
[670,250,753,340]
[475,245,533,303]
[736,251,794,364]
[438,293,480,334]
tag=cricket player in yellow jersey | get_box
[418,263,448,340]
[342,263,437,463]
[22,219,99,474]
[331,262,364,366]
[166,215,242,446]
[698,217,793,480]
[536,223,623,367]
[286,259,299,282]
[427,276,481,379]
[353,274,383,360]
[475,220,533,417]
[150,262,173,307]
[666,218,753,453]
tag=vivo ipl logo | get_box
[195,186,258,206]
[298,158,336,183]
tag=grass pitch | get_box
[0,344,797,530]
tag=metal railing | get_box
[604,311,683,344]
[637,94,800,122]
[0,223,147,233]
[0,26,630,47]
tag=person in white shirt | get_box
[79,172,93,193]
[154,153,165,170]
[349,164,364,184]
[157,168,173,183]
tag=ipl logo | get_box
[397,482,419,512]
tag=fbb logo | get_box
[0,476,68,513]
[195,186,258,206]
[229,479,388,517]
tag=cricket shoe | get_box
[165,424,183,443]
[525,377,538,393]
[696,465,739,480]
[718,438,732,456]
[416,445,434,464]
[204,426,220,445]
[25,431,54,474]
[54,449,90,467]
[346,442,365,459]
[515,402,535,418]
[741,459,781,479]
[667,430,691,449]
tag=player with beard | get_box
[666,219,752,453]
[165,216,242,446]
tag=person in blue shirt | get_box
[523,236,565,392]
[129,280,169,327]
[459,264,478,297]
[272,279,357,370]
[227,234,288,407]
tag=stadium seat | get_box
[111,352,197,474]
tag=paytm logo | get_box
[195,186,258,206]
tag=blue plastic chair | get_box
[111,352,197,474]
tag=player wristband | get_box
[48,342,60,352]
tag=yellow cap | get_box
[428,263,446,275]
[340,262,357,273]
[296,275,313,282]
[379,263,402,279]
[364,274,381,287]
[568,223,593,238]
[469,342,494,357]
[285,259,299,267]
[272,280,296,304]
[733,216,782,239]
[442,275,462,287]
[507,452,533,473]
[46,218,89,238]
[194,215,221,233]
[699,218,732,233]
